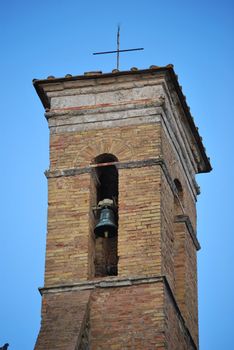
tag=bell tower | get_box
[33,65,211,349]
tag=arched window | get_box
[91,154,119,277]
[173,178,185,313]
[94,153,118,205]
[174,179,183,216]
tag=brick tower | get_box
[33,65,211,350]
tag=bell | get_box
[94,207,117,238]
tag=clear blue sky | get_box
[0,1,233,349]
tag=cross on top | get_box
[93,26,144,70]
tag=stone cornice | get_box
[45,157,200,199]
[39,275,164,295]
[45,158,163,178]
[46,101,163,134]
[45,97,164,119]
[174,214,201,250]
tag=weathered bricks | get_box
[35,290,91,350]
[34,67,211,349]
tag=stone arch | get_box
[73,138,134,168]
[92,153,118,165]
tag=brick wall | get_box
[118,166,161,278]
[45,123,162,286]
[49,123,161,170]
[38,120,199,348]
[174,221,198,344]
[34,67,209,349]
[161,126,197,227]
[160,170,175,291]
[90,283,165,349]
[160,126,199,345]
[164,282,196,350]
[45,174,91,286]
[35,290,91,350]
[35,278,197,350]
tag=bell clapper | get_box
[104,231,109,238]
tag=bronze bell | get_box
[94,207,117,238]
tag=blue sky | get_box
[0,0,233,349]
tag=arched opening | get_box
[92,154,119,277]
[95,155,118,205]
[93,153,118,164]
[174,179,183,216]
[173,178,186,314]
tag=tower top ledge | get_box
[33,64,212,173]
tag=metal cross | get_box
[93,26,144,70]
